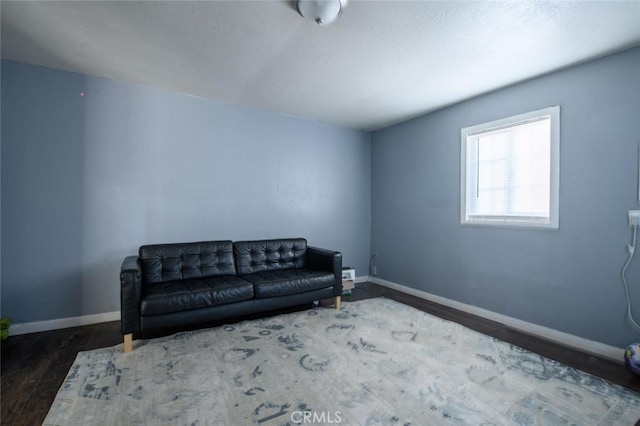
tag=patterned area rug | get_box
[44,298,640,425]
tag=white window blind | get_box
[461,106,559,229]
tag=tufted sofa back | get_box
[139,240,236,285]
[234,238,307,275]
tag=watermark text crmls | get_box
[290,410,342,424]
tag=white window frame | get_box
[460,106,560,229]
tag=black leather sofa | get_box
[120,238,342,352]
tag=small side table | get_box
[342,267,355,295]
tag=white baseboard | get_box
[13,276,621,363]
[9,279,370,336]
[368,276,625,364]
[10,311,120,336]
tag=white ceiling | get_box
[2,1,640,131]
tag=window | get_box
[460,106,560,229]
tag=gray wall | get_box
[1,60,371,323]
[371,47,640,348]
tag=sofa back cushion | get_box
[234,238,307,275]
[139,240,236,285]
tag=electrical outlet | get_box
[629,210,640,226]
[371,266,377,275]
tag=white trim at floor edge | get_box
[9,311,121,336]
[9,277,372,336]
[368,276,625,365]
[354,275,369,284]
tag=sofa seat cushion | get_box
[241,269,335,298]
[140,276,254,316]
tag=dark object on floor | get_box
[120,238,342,352]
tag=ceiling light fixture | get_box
[295,0,347,26]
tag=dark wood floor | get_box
[2,282,640,425]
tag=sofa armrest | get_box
[307,246,343,296]
[120,256,142,335]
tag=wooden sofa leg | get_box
[124,334,133,353]
[334,296,341,310]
